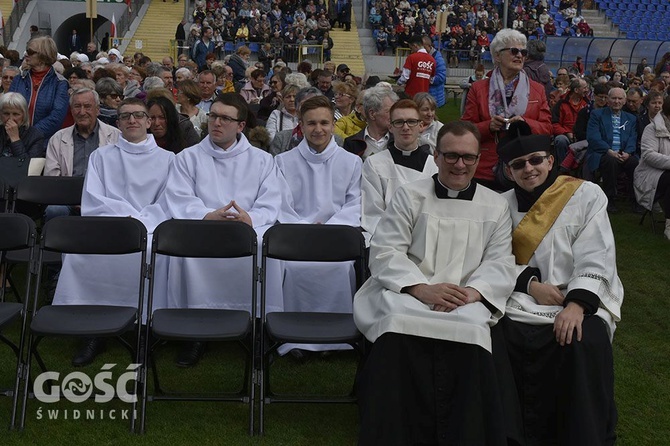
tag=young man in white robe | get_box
[275,95,362,357]
[53,98,174,367]
[496,134,623,446]
[162,92,284,367]
[361,98,437,239]
[353,121,517,445]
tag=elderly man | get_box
[44,87,121,219]
[586,87,639,212]
[317,70,335,100]
[497,134,622,446]
[361,98,437,237]
[162,93,284,367]
[54,98,174,367]
[196,70,217,112]
[343,85,397,159]
[354,121,517,445]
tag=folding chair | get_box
[4,176,85,303]
[19,216,147,431]
[259,224,367,435]
[0,214,36,429]
[139,220,258,435]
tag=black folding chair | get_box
[4,176,85,303]
[259,224,367,435]
[0,214,36,429]
[139,219,258,435]
[19,216,147,432]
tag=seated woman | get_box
[95,77,124,127]
[266,84,300,141]
[147,91,200,154]
[635,95,670,239]
[414,92,443,153]
[0,92,45,193]
[176,79,208,138]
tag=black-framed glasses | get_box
[207,112,243,123]
[500,47,528,57]
[118,111,149,121]
[508,155,550,171]
[437,151,480,165]
[390,119,421,128]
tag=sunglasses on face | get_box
[500,47,528,57]
[508,155,549,171]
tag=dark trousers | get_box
[599,153,639,203]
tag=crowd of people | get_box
[1,15,664,443]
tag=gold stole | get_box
[512,176,584,265]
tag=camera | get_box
[503,118,511,131]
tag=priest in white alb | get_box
[162,93,284,367]
[275,95,362,356]
[53,98,174,367]
[361,98,437,238]
[353,121,517,445]
[497,134,623,446]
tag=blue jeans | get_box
[44,205,77,222]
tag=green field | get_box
[0,101,668,444]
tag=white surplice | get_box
[163,134,284,312]
[276,137,362,352]
[53,135,174,312]
[353,178,517,353]
[502,181,623,338]
[361,148,438,238]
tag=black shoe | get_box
[631,202,645,214]
[175,341,205,367]
[72,338,106,367]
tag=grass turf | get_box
[0,101,668,444]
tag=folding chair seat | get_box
[20,216,147,431]
[139,220,258,435]
[0,214,35,429]
[259,224,367,435]
[4,176,84,303]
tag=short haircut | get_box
[178,79,201,106]
[131,65,147,80]
[568,79,583,93]
[28,36,58,66]
[198,70,216,81]
[332,80,358,97]
[299,95,334,120]
[2,66,19,76]
[0,92,29,127]
[251,68,265,80]
[489,28,527,55]
[593,83,609,96]
[409,35,424,46]
[213,93,249,122]
[413,92,437,110]
[69,87,100,108]
[95,77,123,97]
[144,62,164,78]
[281,84,301,98]
[437,121,481,150]
[627,87,643,98]
[362,85,399,118]
[146,88,176,104]
[117,97,148,114]
[319,70,333,79]
[295,86,322,109]
[236,45,251,56]
[175,67,193,80]
[143,76,165,91]
[390,98,420,119]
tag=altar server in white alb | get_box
[162,93,284,367]
[353,121,517,446]
[497,134,623,446]
[361,98,437,238]
[275,95,362,355]
[54,98,174,367]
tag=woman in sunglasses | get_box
[461,28,552,191]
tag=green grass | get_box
[0,102,668,444]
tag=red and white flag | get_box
[126,0,132,13]
[110,13,116,38]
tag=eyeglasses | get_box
[26,48,38,56]
[499,47,528,57]
[437,152,480,165]
[390,119,421,128]
[269,80,279,85]
[207,112,243,123]
[118,111,149,121]
[508,155,549,171]
[2,76,14,80]
[334,93,352,98]
[107,93,123,100]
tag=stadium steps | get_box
[329,9,365,76]
[0,0,14,37]
[127,0,183,62]
[583,9,619,38]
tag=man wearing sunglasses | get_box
[54,98,174,367]
[497,134,622,446]
[355,121,517,445]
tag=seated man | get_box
[53,98,174,367]
[44,87,121,219]
[497,134,623,445]
[163,93,284,367]
[343,85,397,160]
[354,121,517,445]
[586,86,639,212]
[275,95,362,356]
[361,98,437,238]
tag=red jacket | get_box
[551,96,588,136]
[461,78,552,182]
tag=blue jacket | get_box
[192,39,216,71]
[9,67,69,146]
[429,48,447,107]
[586,107,637,172]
